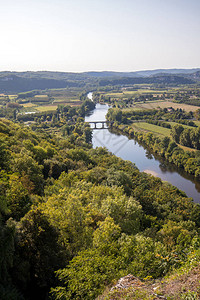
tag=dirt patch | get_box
[143,170,159,177]
[159,266,200,299]
[100,265,200,299]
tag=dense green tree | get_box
[158,220,197,252]
[84,126,92,143]
[14,208,65,299]
[100,195,142,234]
[191,127,200,149]
[0,138,9,170]
[171,125,184,143]
[43,159,67,179]
[13,149,44,194]
[6,174,31,220]
[0,221,15,285]
[179,128,192,147]
[50,249,120,300]
[41,191,93,256]
[106,168,133,195]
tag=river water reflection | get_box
[85,103,200,203]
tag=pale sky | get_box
[1,0,200,72]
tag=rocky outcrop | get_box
[110,274,145,291]
[99,267,200,299]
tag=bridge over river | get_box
[88,121,114,129]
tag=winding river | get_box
[85,94,200,203]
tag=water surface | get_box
[85,103,200,203]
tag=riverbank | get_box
[85,102,200,202]
[110,123,200,178]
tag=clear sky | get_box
[1,0,200,72]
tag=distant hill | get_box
[186,70,200,81]
[82,71,142,78]
[0,68,199,93]
[98,74,195,86]
[0,73,86,93]
[135,68,200,77]
[83,68,200,78]
[0,71,87,81]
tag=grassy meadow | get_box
[132,122,171,137]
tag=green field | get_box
[104,88,176,99]
[104,92,128,97]
[169,122,195,129]
[8,95,18,100]
[53,98,81,104]
[124,89,170,94]
[132,122,171,137]
[20,88,84,113]
[194,121,200,126]
[36,105,58,112]
[132,101,200,112]
[131,121,197,151]
[123,100,165,111]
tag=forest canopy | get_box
[0,115,200,299]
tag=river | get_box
[85,99,200,203]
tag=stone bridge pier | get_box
[88,121,114,129]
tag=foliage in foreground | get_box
[0,118,200,299]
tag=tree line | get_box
[171,124,200,149]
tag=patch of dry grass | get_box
[36,105,58,112]
[22,103,36,108]
[100,264,200,299]
[34,95,48,98]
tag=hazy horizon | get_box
[1,0,200,72]
[0,67,200,74]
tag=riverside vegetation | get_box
[106,104,200,178]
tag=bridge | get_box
[88,121,114,129]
